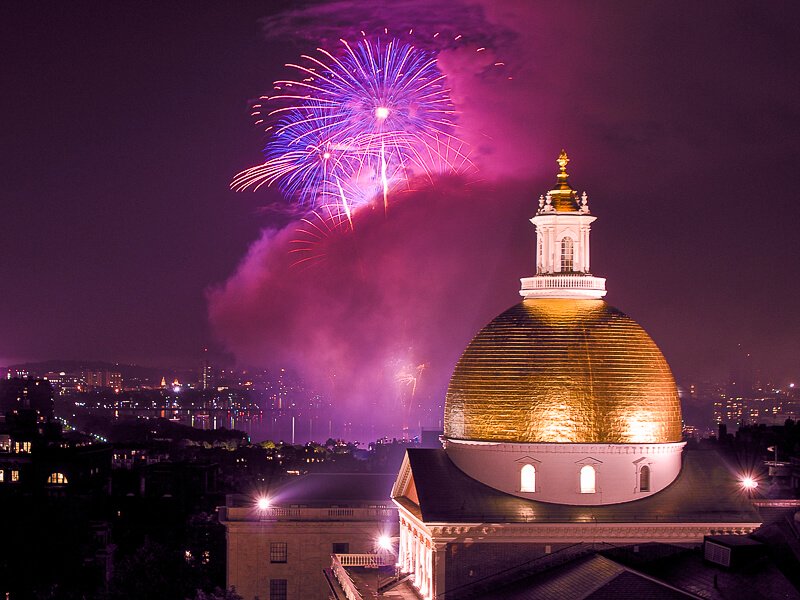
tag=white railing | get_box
[267,507,302,518]
[336,553,394,567]
[521,274,606,289]
[330,554,396,600]
[520,275,606,299]
[224,506,395,522]
[331,554,364,600]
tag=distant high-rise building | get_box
[82,369,122,393]
[5,368,29,379]
[200,357,214,390]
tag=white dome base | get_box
[444,438,686,506]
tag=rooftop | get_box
[394,448,761,524]
[270,472,397,506]
[227,472,397,508]
[483,553,700,600]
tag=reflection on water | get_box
[111,406,423,444]
[160,410,336,444]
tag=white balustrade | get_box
[520,275,606,299]
[331,554,364,600]
[335,553,394,567]
[225,506,395,522]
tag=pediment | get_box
[391,451,419,505]
[515,455,541,464]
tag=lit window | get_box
[270,542,287,563]
[11,470,19,482]
[0,470,4,482]
[560,237,574,271]
[47,472,68,485]
[639,465,650,492]
[580,465,596,493]
[269,579,287,600]
[13,441,31,454]
[520,464,536,492]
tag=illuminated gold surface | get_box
[444,299,682,443]
[548,149,582,212]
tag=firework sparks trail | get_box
[232,37,474,224]
[395,362,428,436]
[288,206,351,270]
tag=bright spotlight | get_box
[377,535,392,551]
[375,106,390,120]
[256,497,271,510]
[741,477,758,489]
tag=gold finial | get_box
[557,149,569,170]
[556,149,570,189]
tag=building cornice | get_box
[444,438,686,455]
[422,521,760,543]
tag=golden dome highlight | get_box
[444,299,682,444]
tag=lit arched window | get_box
[520,464,536,492]
[560,237,574,272]
[639,465,650,492]
[580,465,596,493]
[47,472,68,485]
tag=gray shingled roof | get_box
[484,554,700,599]
[395,448,761,524]
[274,472,397,506]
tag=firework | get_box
[395,362,427,437]
[233,37,472,220]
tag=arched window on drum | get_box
[580,465,596,494]
[520,464,536,492]
[639,465,651,492]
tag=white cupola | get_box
[519,150,607,299]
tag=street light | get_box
[741,476,758,490]
[373,533,398,597]
[256,496,271,511]
[377,535,392,552]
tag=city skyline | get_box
[2,3,799,430]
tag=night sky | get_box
[2,2,800,424]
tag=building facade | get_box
[221,473,397,600]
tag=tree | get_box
[106,538,192,600]
[189,587,244,600]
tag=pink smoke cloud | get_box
[208,179,536,436]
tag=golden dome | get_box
[444,299,682,444]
